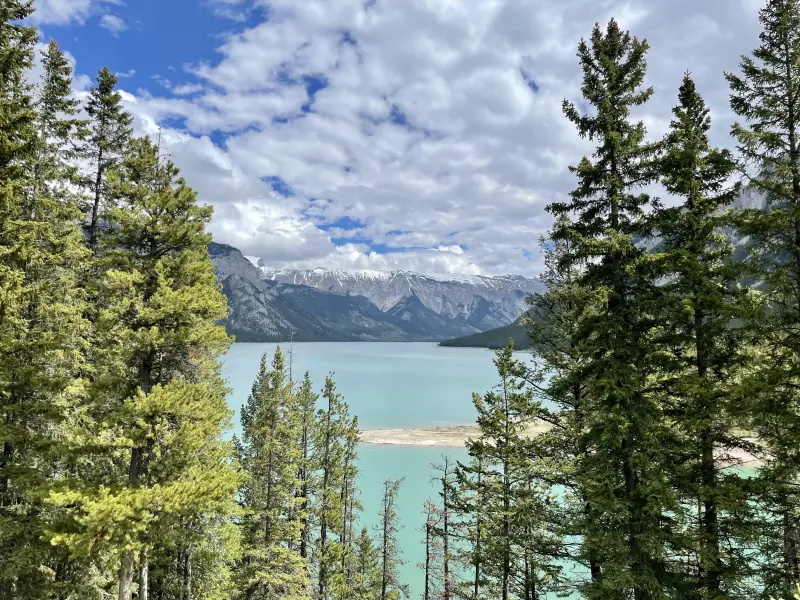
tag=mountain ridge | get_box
[209,242,543,342]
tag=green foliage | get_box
[237,348,310,599]
[726,1,800,596]
[46,136,239,599]
[81,66,133,248]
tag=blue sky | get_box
[29,0,764,275]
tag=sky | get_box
[30,0,765,277]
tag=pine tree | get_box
[297,371,318,564]
[377,478,408,600]
[31,40,87,208]
[46,136,239,600]
[315,375,350,599]
[237,348,309,599]
[725,1,800,595]
[430,456,457,600]
[419,499,443,600]
[452,455,486,600]
[353,527,382,600]
[521,218,597,596]
[459,343,559,600]
[549,19,678,599]
[650,73,756,599]
[81,66,133,249]
[0,4,96,598]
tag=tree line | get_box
[0,1,407,599]
[414,1,800,599]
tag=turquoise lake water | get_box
[220,342,505,598]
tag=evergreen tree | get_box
[725,1,800,595]
[0,4,95,598]
[46,136,239,600]
[81,66,133,248]
[315,375,352,599]
[419,499,443,600]
[458,343,559,600]
[377,478,408,600]
[452,455,486,600]
[430,456,456,600]
[353,527,382,600]
[237,348,309,599]
[31,40,87,208]
[651,73,756,599]
[549,19,677,599]
[521,218,597,596]
[297,371,318,564]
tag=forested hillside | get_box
[4,0,800,599]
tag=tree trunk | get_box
[183,549,192,600]
[424,520,431,600]
[118,550,135,600]
[474,465,482,600]
[139,548,149,600]
[89,146,104,249]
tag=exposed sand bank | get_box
[358,425,764,466]
[358,423,549,448]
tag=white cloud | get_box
[99,0,765,276]
[99,14,127,35]
[32,0,123,26]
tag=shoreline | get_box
[358,425,763,466]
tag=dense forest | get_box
[4,0,800,598]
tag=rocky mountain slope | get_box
[209,243,541,342]
[259,266,544,331]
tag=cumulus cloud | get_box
[32,0,123,26]
[99,0,764,276]
[99,14,128,35]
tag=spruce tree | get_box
[522,218,597,596]
[419,499,443,600]
[31,40,87,208]
[315,375,350,599]
[430,455,457,600]
[46,136,239,600]
[377,478,408,600]
[550,19,676,599]
[0,4,94,597]
[725,1,800,595]
[353,526,382,600]
[81,66,133,248]
[652,73,756,599]
[297,371,318,564]
[237,348,309,599]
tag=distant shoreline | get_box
[358,425,764,466]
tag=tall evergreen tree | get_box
[725,1,800,595]
[297,371,318,564]
[31,40,87,208]
[0,4,94,598]
[419,499,443,600]
[81,66,133,249]
[377,478,408,600]
[522,218,597,596]
[237,348,309,599]
[549,19,676,599]
[353,526,382,600]
[651,73,756,599]
[315,375,352,599]
[46,136,239,600]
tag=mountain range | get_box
[209,242,545,342]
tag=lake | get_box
[220,342,504,598]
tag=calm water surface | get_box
[221,342,506,598]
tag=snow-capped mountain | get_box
[259,266,545,331]
[208,243,544,342]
